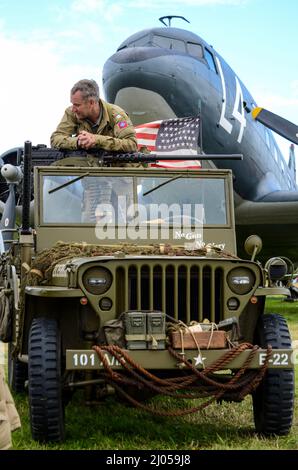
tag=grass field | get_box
[8,297,298,450]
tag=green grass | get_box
[9,297,298,450]
[265,296,298,339]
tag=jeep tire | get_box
[28,317,65,442]
[253,313,294,436]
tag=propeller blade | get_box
[0,183,16,244]
[252,107,298,145]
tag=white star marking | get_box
[193,354,206,366]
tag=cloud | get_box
[71,0,123,20]
[71,0,247,14]
[0,30,99,154]
[290,80,298,97]
[253,87,298,122]
[259,93,298,109]
[133,0,247,6]
[72,0,106,12]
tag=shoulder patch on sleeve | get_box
[117,121,128,129]
[112,111,127,122]
[114,113,122,120]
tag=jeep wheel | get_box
[28,317,65,442]
[8,342,28,393]
[253,313,294,436]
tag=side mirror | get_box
[244,235,262,261]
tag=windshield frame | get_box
[34,166,235,252]
[37,167,231,228]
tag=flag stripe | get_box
[152,161,201,168]
[135,121,161,129]
[143,145,156,151]
[137,139,156,148]
[135,132,159,140]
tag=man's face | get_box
[71,90,93,120]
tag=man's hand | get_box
[77,131,96,149]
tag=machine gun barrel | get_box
[101,152,243,163]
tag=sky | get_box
[0,0,297,163]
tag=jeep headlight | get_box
[82,267,112,295]
[227,268,255,295]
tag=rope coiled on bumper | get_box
[93,343,272,417]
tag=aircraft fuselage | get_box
[103,26,298,262]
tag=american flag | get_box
[135,116,201,168]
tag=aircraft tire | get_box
[252,313,294,436]
[28,317,65,442]
[8,342,28,393]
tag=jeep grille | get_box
[115,262,223,323]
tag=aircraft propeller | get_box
[0,183,16,246]
[251,107,298,145]
[0,164,22,250]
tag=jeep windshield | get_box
[42,174,227,226]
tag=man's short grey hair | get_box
[71,79,100,101]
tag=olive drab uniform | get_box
[50,99,138,153]
[0,366,21,450]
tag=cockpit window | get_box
[187,42,203,58]
[120,34,151,49]
[204,49,217,73]
[152,35,185,52]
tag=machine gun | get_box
[0,142,243,167]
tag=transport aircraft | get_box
[102,16,298,262]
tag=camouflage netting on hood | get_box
[26,241,239,286]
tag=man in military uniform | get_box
[0,365,21,450]
[50,79,138,153]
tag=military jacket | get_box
[50,99,138,152]
[0,366,21,450]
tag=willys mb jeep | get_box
[0,142,295,442]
